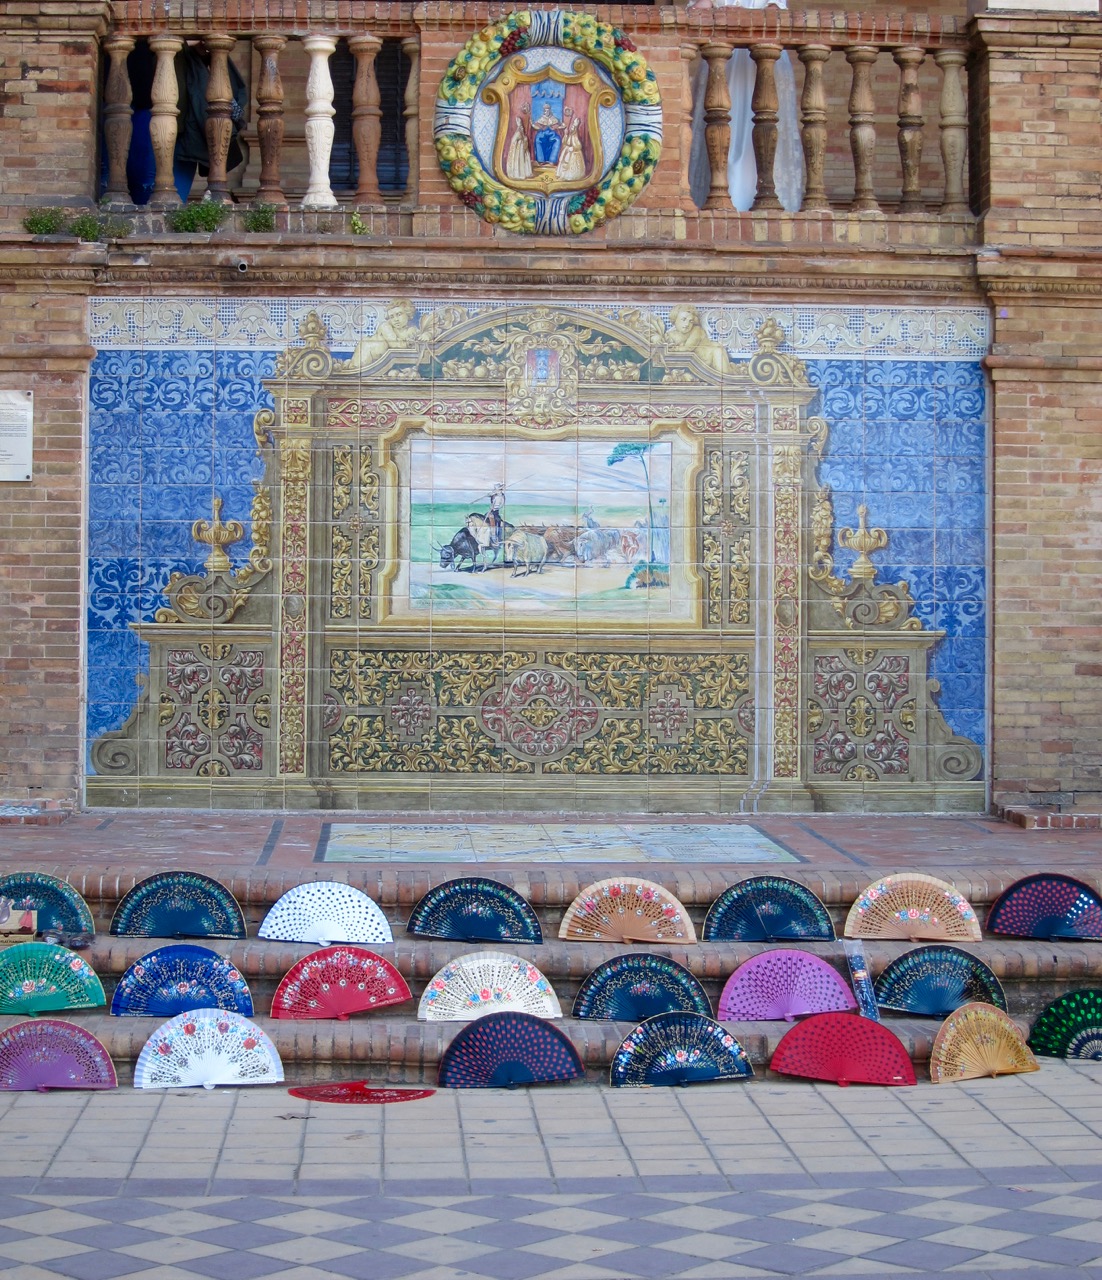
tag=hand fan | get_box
[559,879,696,944]
[610,1012,753,1088]
[842,939,881,1021]
[0,1020,116,1091]
[770,1011,916,1086]
[874,945,1006,1018]
[134,1008,284,1090]
[419,952,560,1022]
[272,947,411,1020]
[0,942,105,1014]
[844,874,981,942]
[1029,990,1102,1060]
[407,878,542,944]
[930,1002,1039,1083]
[111,944,253,1018]
[987,874,1102,941]
[717,950,857,1022]
[258,881,392,946]
[438,1011,583,1089]
[704,877,835,942]
[573,954,711,1022]
[0,873,94,935]
[110,872,246,939]
[288,1082,435,1104]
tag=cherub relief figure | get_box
[665,304,734,374]
[338,300,423,373]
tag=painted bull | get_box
[436,528,480,572]
[503,529,549,577]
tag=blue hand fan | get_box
[0,873,94,935]
[874,945,1006,1018]
[987,874,1102,941]
[408,878,542,944]
[111,945,253,1018]
[110,872,246,940]
[703,877,835,942]
[610,1012,754,1088]
[438,1012,584,1089]
[573,954,711,1021]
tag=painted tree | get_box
[607,442,656,563]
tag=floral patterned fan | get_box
[573,954,711,1022]
[987,874,1102,941]
[110,872,246,939]
[134,1008,284,1090]
[258,881,392,946]
[610,1012,753,1088]
[438,1011,584,1089]
[0,873,94,935]
[0,943,105,1015]
[844,874,981,942]
[1029,990,1102,1060]
[111,945,253,1018]
[703,878,835,942]
[559,879,696,944]
[771,1012,916,1086]
[930,1002,1039,1083]
[407,878,542,944]
[419,952,560,1022]
[272,947,411,1020]
[0,1020,116,1091]
[717,950,857,1022]
[874,945,1006,1018]
[288,1083,435,1104]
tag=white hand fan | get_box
[134,1008,284,1090]
[418,952,561,1023]
[258,881,393,946]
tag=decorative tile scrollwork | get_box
[160,644,270,775]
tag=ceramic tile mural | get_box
[85,298,988,813]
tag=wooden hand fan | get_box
[930,1002,1039,1083]
[844,874,980,942]
[419,952,560,1023]
[559,879,696,944]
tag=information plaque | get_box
[0,390,33,482]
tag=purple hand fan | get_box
[718,949,857,1022]
[0,1019,117,1091]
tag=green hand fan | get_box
[1028,990,1102,1059]
[0,943,106,1015]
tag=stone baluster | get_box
[846,45,880,212]
[148,36,182,208]
[253,35,287,206]
[203,34,237,202]
[102,35,135,205]
[750,43,783,211]
[350,34,383,203]
[701,42,732,210]
[680,41,702,205]
[402,35,420,203]
[894,46,925,212]
[302,34,338,210]
[935,49,969,213]
[798,45,831,211]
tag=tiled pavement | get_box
[3,1065,1102,1279]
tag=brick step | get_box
[67,935,1102,1021]
[0,1010,995,1087]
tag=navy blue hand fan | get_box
[610,1012,753,1088]
[110,872,246,939]
[987,874,1102,941]
[438,1012,583,1089]
[0,873,94,935]
[874,945,1006,1018]
[407,878,542,944]
[1028,990,1102,1060]
[111,945,253,1018]
[573,954,711,1021]
[703,877,835,942]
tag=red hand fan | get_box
[271,947,411,1020]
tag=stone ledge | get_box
[998,804,1102,830]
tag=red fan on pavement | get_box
[288,1083,435,1105]
[770,1011,916,1087]
[271,947,411,1020]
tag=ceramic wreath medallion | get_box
[433,10,662,234]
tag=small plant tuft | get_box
[241,203,276,233]
[349,211,372,237]
[23,207,68,235]
[68,212,106,242]
[166,201,230,233]
[99,215,133,239]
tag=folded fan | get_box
[573,954,711,1021]
[111,872,246,939]
[407,878,542,944]
[272,947,410,1020]
[438,1012,583,1089]
[845,874,981,943]
[0,1020,116,1091]
[111,945,253,1018]
[0,942,105,1015]
[987,874,1102,941]
[704,877,834,943]
[559,879,695,944]
[610,1012,753,1088]
[1028,990,1102,1060]
[930,1002,1038,1083]
[874,945,1006,1018]
[770,1011,916,1086]
[419,952,560,1022]
[718,950,856,1022]
[0,873,94,935]
[134,1008,284,1090]
[259,881,392,946]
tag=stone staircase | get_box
[8,865,1101,1085]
